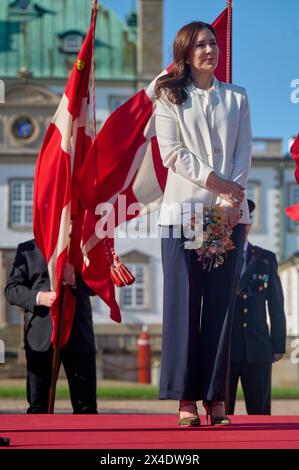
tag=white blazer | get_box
[155,77,252,225]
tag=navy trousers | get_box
[159,223,245,401]
[228,361,272,414]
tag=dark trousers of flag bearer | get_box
[25,348,97,414]
[159,223,245,402]
[4,239,97,414]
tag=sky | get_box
[103,0,299,153]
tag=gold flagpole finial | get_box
[93,0,99,11]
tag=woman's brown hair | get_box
[155,21,217,105]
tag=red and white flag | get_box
[33,16,95,347]
[285,134,299,222]
[75,7,232,322]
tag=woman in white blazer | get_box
[155,21,252,427]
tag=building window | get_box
[252,140,268,155]
[15,0,30,10]
[288,183,299,232]
[63,34,83,53]
[246,180,261,232]
[58,31,84,54]
[9,179,33,228]
[109,96,129,113]
[120,263,147,309]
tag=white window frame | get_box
[246,180,262,232]
[63,34,83,53]
[9,178,33,229]
[120,263,149,310]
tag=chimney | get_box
[137,0,163,89]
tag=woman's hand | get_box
[206,172,245,207]
[221,206,241,228]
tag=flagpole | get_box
[47,285,66,413]
[225,0,233,416]
[48,218,74,414]
[47,1,99,414]
[226,0,233,83]
[91,0,98,138]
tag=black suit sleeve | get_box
[266,254,286,354]
[4,245,39,314]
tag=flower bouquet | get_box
[184,205,235,270]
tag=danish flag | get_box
[33,16,95,347]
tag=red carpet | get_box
[1,414,299,449]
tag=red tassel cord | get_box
[104,238,135,287]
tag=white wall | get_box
[50,85,135,125]
[280,267,299,336]
[94,86,135,124]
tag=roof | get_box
[0,0,137,80]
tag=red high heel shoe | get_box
[178,400,201,427]
[202,400,231,426]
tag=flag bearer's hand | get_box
[62,262,76,287]
[38,291,56,308]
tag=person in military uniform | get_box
[228,200,286,415]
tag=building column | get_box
[137,0,163,89]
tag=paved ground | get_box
[1,398,299,415]
[1,379,298,415]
